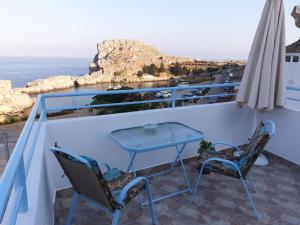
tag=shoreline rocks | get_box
[17,75,75,94]
[0,80,34,124]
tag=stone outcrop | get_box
[89,39,193,83]
[15,40,194,94]
[18,75,75,94]
[0,80,34,123]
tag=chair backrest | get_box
[50,146,117,211]
[239,121,275,176]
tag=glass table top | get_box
[110,122,204,152]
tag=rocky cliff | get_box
[15,40,194,94]
[88,39,192,83]
[0,80,34,123]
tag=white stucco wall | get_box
[10,102,300,225]
[258,107,300,165]
[285,57,300,110]
[21,102,256,225]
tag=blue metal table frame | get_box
[110,122,204,206]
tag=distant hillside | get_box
[286,39,300,53]
[89,39,245,83]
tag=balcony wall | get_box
[13,102,255,225]
[13,102,300,225]
[259,107,300,165]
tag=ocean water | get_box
[0,57,92,88]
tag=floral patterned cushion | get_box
[199,148,242,178]
[104,168,146,207]
[199,122,270,179]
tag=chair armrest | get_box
[201,157,242,177]
[209,142,241,154]
[117,176,149,205]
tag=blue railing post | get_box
[14,157,28,214]
[40,96,47,121]
[171,89,176,108]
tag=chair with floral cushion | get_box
[50,145,156,225]
[192,120,275,220]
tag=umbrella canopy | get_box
[236,0,285,111]
[291,6,300,28]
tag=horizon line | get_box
[0,55,247,62]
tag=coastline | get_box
[0,77,173,125]
[0,39,245,125]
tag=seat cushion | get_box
[103,168,146,207]
[198,145,249,179]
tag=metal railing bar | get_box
[176,93,236,101]
[42,83,240,98]
[286,97,300,102]
[24,115,44,176]
[46,93,237,112]
[0,95,41,222]
[286,86,300,91]
[46,98,173,112]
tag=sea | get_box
[0,56,92,88]
[0,56,170,108]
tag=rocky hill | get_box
[15,40,194,94]
[286,39,300,53]
[88,39,193,83]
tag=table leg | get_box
[126,152,137,174]
[143,143,192,206]
[175,145,192,193]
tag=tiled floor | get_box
[55,153,300,225]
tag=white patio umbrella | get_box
[236,0,285,166]
[236,0,286,112]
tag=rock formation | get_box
[18,75,75,94]
[88,39,193,83]
[14,40,194,95]
[0,80,34,123]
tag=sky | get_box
[0,0,299,60]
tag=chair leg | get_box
[66,192,79,225]
[248,172,257,193]
[239,177,260,221]
[145,181,157,225]
[111,209,121,225]
[192,165,205,202]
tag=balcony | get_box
[54,153,299,225]
[0,84,300,225]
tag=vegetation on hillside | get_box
[91,86,169,115]
[169,62,190,76]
